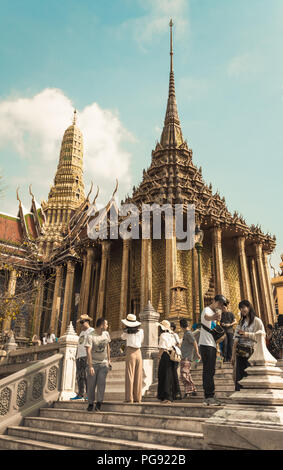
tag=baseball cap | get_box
[214,294,228,306]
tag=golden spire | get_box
[160,19,184,148]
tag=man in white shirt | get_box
[71,314,94,400]
[199,294,228,406]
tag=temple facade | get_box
[0,23,276,346]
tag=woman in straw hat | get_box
[157,320,180,404]
[121,314,144,403]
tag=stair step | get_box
[7,426,188,450]
[23,417,206,449]
[40,408,205,433]
[54,400,222,418]
[0,434,79,451]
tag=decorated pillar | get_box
[140,238,153,313]
[79,247,94,317]
[236,237,252,301]
[254,243,272,325]
[119,238,131,322]
[50,265,63,336]
[2,269,17,332]
[165,227,177,317]
[192,247,200,322]
[249,257,261,318]
[211,226,225,295]
[96,241,111,318]
[262,250,276,324]
[33,277,45,338]
[89,260,100,324]
[60,260,76,336]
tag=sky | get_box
[0,0,282,272]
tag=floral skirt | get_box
[180,359,196,393]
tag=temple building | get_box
[0,22,276,346]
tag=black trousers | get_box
[199,345,216,399]
[157,351,180,401]
[223,332,234,361]
[235,355,249,391]
[76,357,88,397]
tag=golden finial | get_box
[73,109,77,125]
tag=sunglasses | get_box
[80,320,86,325]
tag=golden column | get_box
[254,243,273,325]
[3,269,17,331]
[262,250,276,323]
[33,277,45,338]
[211,226,225,295]
[50,265,63,335]
[119,238,131,321]
[140,238,153,313]
[249,257,261,316]
[89,260,100,324]
[79,247,95,317]
[96,241,111,318]
[236,237,252,301]
[60,260,76,336]
[165,224,177,317]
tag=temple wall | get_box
[177,248,193,317]
[152,239,166,319]
[222,240,241,320]
[105,242,122,332]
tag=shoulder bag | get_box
[169,345,182,362]
[201,323,226,344]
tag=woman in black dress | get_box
[157,320,180,404]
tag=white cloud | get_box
[0,88,135,210]
[120,0,190,49]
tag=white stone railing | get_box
[0,352,63,434]
[0,322,79,434]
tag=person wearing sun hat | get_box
[121,314,144,403]
[157,319,180,404]
[71,314,94,401]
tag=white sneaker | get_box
[203,397,221,406]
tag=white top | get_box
[76,327,94,358]
[172,332,181,345]
[199,307,216,348]
[158,332,176,350]
[234,317,265,348]
[121,329,144,348]
[42,333,56,345]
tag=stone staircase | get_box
[0,400,222,450]
[144,361,235,403]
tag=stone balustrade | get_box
[0,352,63,434]
[0,322,78,433]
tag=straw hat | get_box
[158,320,172,332]
[76,314,92,323]
[121,314,141,328]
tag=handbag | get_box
[168,345,182,362]
[201,323,226,344]
[236,343,253,358]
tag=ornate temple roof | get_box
[126,20,275,253]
